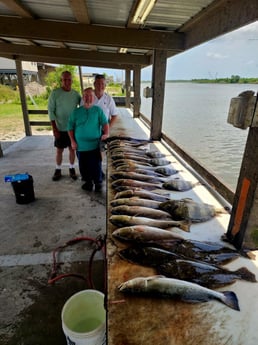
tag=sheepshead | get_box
[110,171,165,183]
[111,205,173,219]
[118,276,240,311]
[114,189,170,202]
[158,239,241,265]
[162,179,199,191]
[157,259,257,289]
[118,246,181,266]
[112,179,162,191]
[159,198,228,222]
[109,215,190,232]
[110,197,161,209]
[112,225,183,243]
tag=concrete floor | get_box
[0,133,106,344]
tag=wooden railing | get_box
[28,109,50,126]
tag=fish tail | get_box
[179,220,191,232]
[235,267,257,282]
[221,291,240,311]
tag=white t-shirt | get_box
[94,93,118,122]
[81,92,118,122]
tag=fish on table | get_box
[109,215,190,232]
[110,171,166,183]
[157,259,257,289]
[112,225,184,243]
[111,205,173,219]
[118,245,181,267]
[115,167,167,177]
[115,164,178,177]
[156,239,241,265]
[111,178,162,191]
[110,197,161,209]
[162,179,199,191]
[159,198,229,222]
[112,159,153,168]
[118,275,240,311]
[114,189,171,202]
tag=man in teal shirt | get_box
[68,87,109,192]
[48,70,81,181]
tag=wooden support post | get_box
[15,60,32,136]
[226,126,258,249]
[78,65,84,95]
[150,49,167,140]
[133,67,141,117]
[0,143,3,158]
[125,69,131,108]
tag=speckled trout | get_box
[118,275,240,311]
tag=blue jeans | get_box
[77,149,102,185]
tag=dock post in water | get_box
[226,91,258,249]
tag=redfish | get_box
[112,225,183,242]
[109,215,190,232]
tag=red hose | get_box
[48,235,106,290]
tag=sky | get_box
[82,20,258,81]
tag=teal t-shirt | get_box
[68,105,108,151]
[48,88,81,131]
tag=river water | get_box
[140,82,258,191]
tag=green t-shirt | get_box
[48,88,81,131]
[68,105,108,151]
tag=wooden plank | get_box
[227,126,258,249]
[150,49,167,140]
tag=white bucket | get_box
[61,289,106,345]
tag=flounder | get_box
[159,198,228,222]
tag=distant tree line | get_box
[191,75,258,84]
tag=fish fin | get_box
[147,275,166,281]
[179,220,191,232]
[235,267,257,282]
[221,291,240,311]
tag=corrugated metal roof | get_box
[0,0,257,68]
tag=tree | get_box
[45,65,81,95]
[230,75,240,83]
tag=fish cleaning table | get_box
[106,108,258,345]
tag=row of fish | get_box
[107,136,256,311]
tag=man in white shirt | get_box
[93,74,118,126]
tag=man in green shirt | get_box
[48,71,81,181]
[68,87,109,192]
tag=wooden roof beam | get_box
[181,0,258,50]
[0,0,35,18]
[0,42,151,67]
[0,17,184,51]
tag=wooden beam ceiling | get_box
[0,42,150,67]
[182,0,258,50]
[0,17,184,51]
